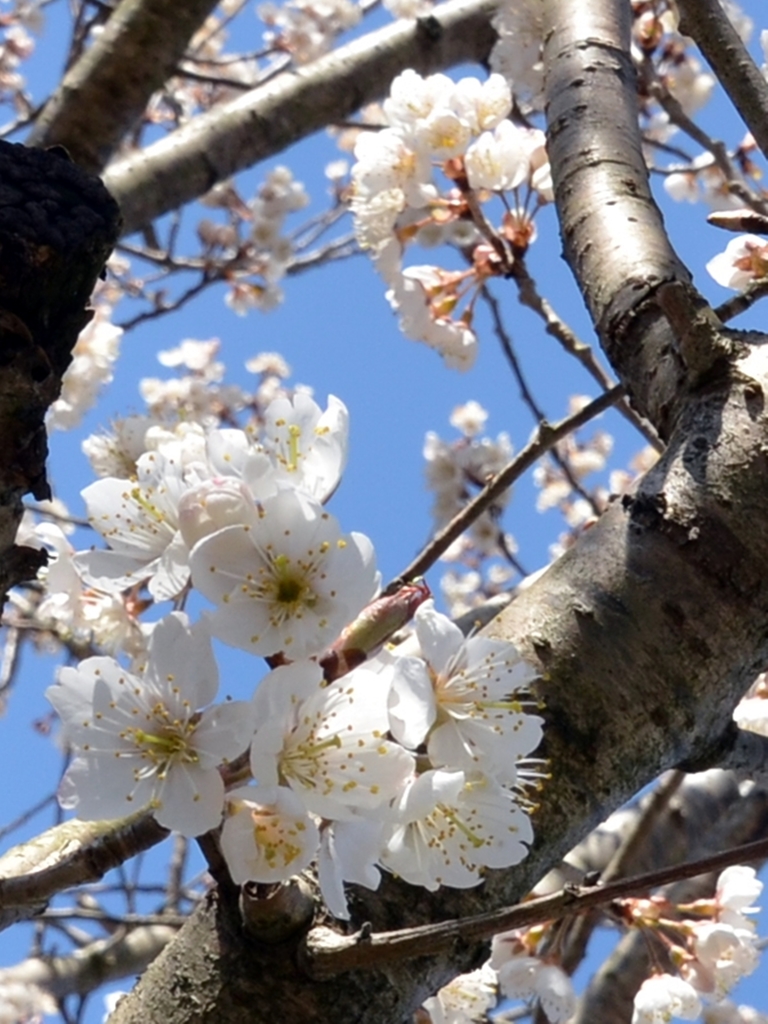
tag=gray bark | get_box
[27,0,222,173]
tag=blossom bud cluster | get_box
[197,167,310,315]
[423,401,517,616]
[350,69,552,369]
[421,863,766,1024]
[257,0,361,65]
[628,865,764,1022]
[420,925,576,1024]
[42,376,543,915]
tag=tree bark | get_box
[27,0,222,173]
[0,141,119,596]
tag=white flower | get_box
[421,964,498,1024]
[220,785,320,884]
[715,865,762,927]
[317,818,384,920]
[48,311,122,431]
[536,965,577,1024]
[465,119,529,193]
[74,448,190,601]
[451,73,512,133]
[692,923,760,996]
[494,951,576,1023]
[46,613,255,836]
[381,769,533,890]
[706,234,768,290]
[260,392,349,502]
[388,601,541,782]
[383,69,455,135]
[189,489,378,659]
[733,695,768,737]
[632,974,702,1024]
[249,660,415,821]
[353,129,434,209]
[450,400,488,437]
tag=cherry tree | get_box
[2,1,768,1023]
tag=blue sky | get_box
[2,2,768,1021]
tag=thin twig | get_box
[644,66,768,215]
[715,279,768,323]
[302,832,768,978]
[385,387,623,593]
[511,260,663,452]
[558,769,685,975]
[482,285,602,516]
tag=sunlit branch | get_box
[0,813,168,916]
[386,386,622,592]
[28,0,223,172]
[301,833,768,978]
[675,0,768,164]
[104,0,499,235]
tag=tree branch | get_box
[27,0,221,173]
[386,386,623,592]
[675,0,768,164]
[102,0,499,236]
[302,833,768,979]
[0,813,168,931]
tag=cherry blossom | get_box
[316,818,385,920]
[189,489,378,658]
[706,234,768,290]
[420,964,498,1024]
[248,660,415,821]
[48,308,122,432]
[387,600,541,782]
[220,785,320,884]
[632,973,702,1024]
[74,447,190,602]
[492,940,577,1023]
[381,769,533,890]
[259,392,349,502]
[464,119,530,193]
[46,613,255,837]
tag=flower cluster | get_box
[627,865,764,1022]
[44,383,542,916]
[423,401,517,616]
[416,925,576,1024]
[257,0,360,64]
[350,69,552,368]
[47,303,123,432]
[196,167,310,315]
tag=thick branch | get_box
[0,925,177,1000]
[675,0,768,164]
[542,0,694,437]
[0,813,167,931]
[27,0,221,173]
[102,0,498,236]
